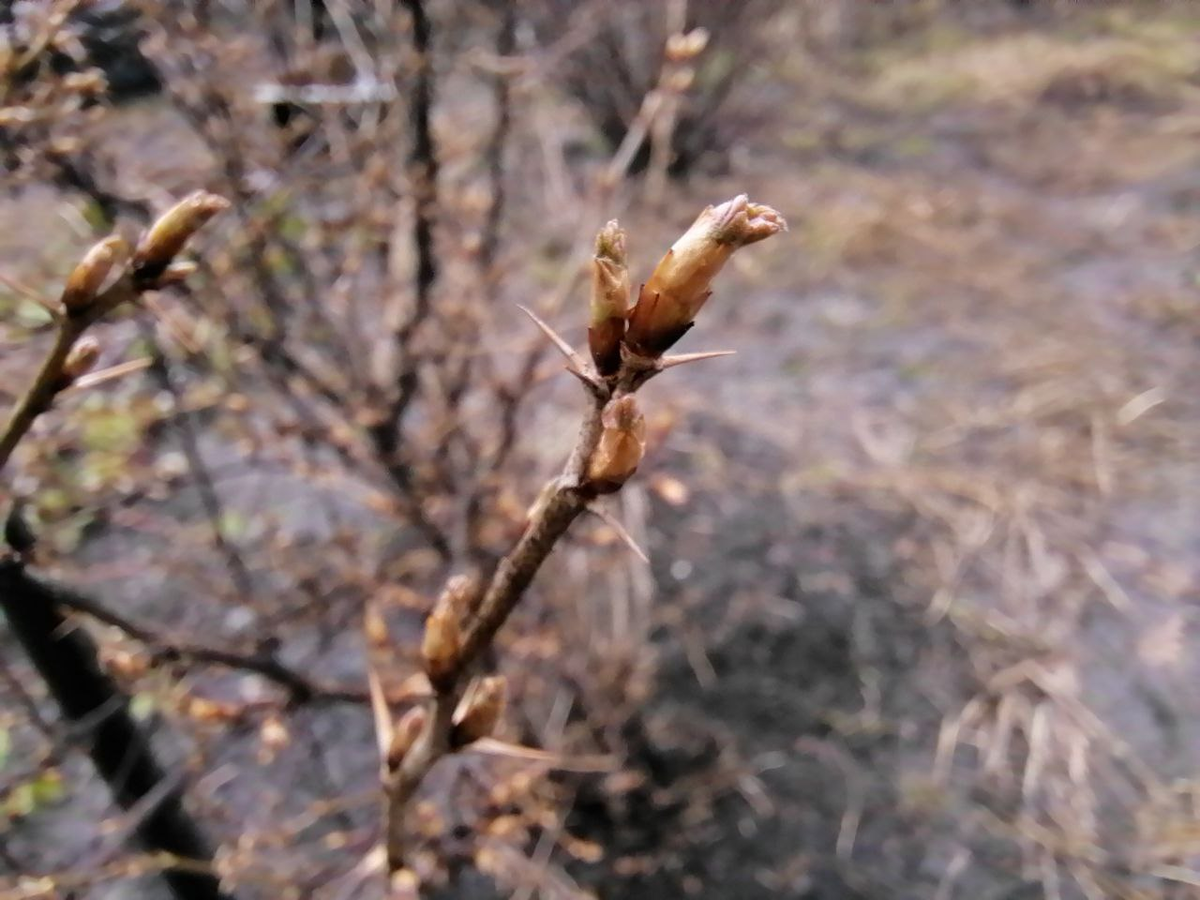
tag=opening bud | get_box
[452,675,507,746]
[586,395,646,493]
[61,236,128,312]
[588,220,630,377]
[133,191,230,281]
[625,195,786,357]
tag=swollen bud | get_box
[586,395,646,493]
[452,675,506,746]
[133,191,230,280]
[422,594,463,689]
[62,337,101,381]
[588,220,630,377]
[61,236,128,312]
[625,195,786,357]
[386,706,429,771]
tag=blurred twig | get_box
[0,560,234,900]
[38,571,384,706]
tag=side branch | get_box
[0,560,234,900]
[36,572,378,706]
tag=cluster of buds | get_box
[56,191,228,317]
[586,195,786,373]
[577,195,784,493]
[659,28,710,109]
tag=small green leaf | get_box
[15,299,53,329]
[30,769,63,805]
[81,198,114,232]
[131,693,156,721]
[7,783,35,817]
[219,510,247,540]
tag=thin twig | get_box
[383,389,605,872]
[39,571,383,706]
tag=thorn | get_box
[61,358,153,394]
[366,661,394,766]
[566,365,605,397]
[516,304,588,370]
[0,272,63,322]
[466,737,617,772]
[587,502,649,564]
[660,349,737,369]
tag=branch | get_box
[0,560,234,900]
[380,0,441,449]
[379,196,785,884]
[0,192,233,900]
[0,191,229,476]
[384,394,601,874]
[36,572,381,706]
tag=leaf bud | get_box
[586,395,646,492]
[133,191,229,281]
[452,675,507,746]
[625,195,786,357]
[61,236,127,312]
[588,220,630,377]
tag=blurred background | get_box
[1,1,1198,898]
